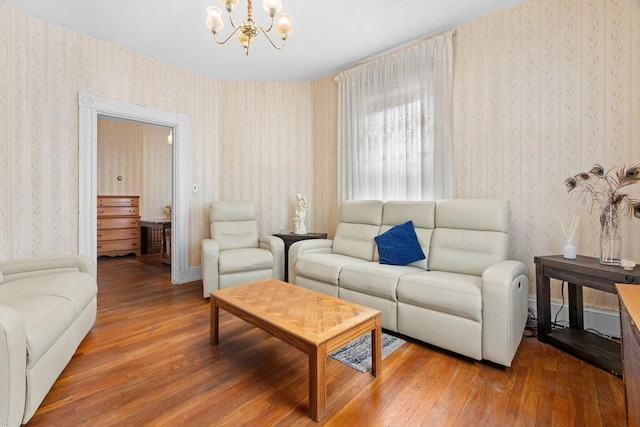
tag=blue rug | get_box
[329,332,406,373]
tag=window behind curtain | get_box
[337,33,453,202]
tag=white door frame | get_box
[78,93,191,284]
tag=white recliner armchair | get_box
[201,201,284,298]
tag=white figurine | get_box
[294,193,308,235]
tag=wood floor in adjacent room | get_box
[27,255,626,426]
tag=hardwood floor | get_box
[27,256,626,426]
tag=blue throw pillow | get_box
[374,221,426,266]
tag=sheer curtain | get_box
[337,32,453,201]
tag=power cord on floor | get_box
[552,281,566,330]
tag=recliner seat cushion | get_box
[397,271,482,322]
[0,271,96,367]
[218,248,274,274]
[340,262,423,301]
[295,253,366,285]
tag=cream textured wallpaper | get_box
[1,1,638,313]
[0,2,336,267]
[453,0,640,309]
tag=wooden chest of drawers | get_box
[97,195,141,257]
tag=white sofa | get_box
[0,255,97,427]
[289,199,529,367]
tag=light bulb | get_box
[206,7,224,32]
[276,14,292,37]
[220,0,238,12]
[262,0,282,16]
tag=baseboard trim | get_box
[174,266,202,285]
[528,297,620,339]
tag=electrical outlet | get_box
[192,184,198,193]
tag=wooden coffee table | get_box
[210,279,382,422]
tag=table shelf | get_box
[534,255,639,377]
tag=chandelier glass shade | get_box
[206,0,292,55]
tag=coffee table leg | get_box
[309,346,326,422]
[371,316,382,377]
[210,297,219,345]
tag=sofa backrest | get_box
[209,201,259,251]
[378,201,436,270]
[332,200,383,261]
[429,199,510,276]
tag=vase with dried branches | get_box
[565,164,640,266]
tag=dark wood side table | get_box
[273,232,328,282]
[534,255,639,376]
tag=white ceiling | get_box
[6,0,523,82]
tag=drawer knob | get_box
[626,275,636,283]
[98,210,104,214]
[129,209,134,213]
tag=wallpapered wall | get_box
[0,2,337,268]
[453,0,640,309]
[97,118,172,220]
[1,1,638,312]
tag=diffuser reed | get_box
[559,215,579,259]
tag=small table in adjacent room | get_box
[534,255,640,376]
[274,232,327,282]
[139,219,171,265]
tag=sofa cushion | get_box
[375,221,425,266]
[429,199,509,275]
[340,261,423,301]
[397,271,482,322]
[435,199,509,233]
[295,253,366,286]
[332,200,383,261]
[0,271,96,367]
[218,248,273,274]
[209,201,259,250]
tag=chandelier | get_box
[205,0,293,56]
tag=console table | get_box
[534,255,639,376]
[273,232,327,282]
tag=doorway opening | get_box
[78,93,191,284]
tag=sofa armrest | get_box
[0,306,26,427]
[259,235,285,281]
[288,239,333,284]
[201,239,220,298]
[481,260,529,367]
[0,254,96,283]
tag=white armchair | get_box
[201,201,284,298]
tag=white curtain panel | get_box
[337,32,453,202]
